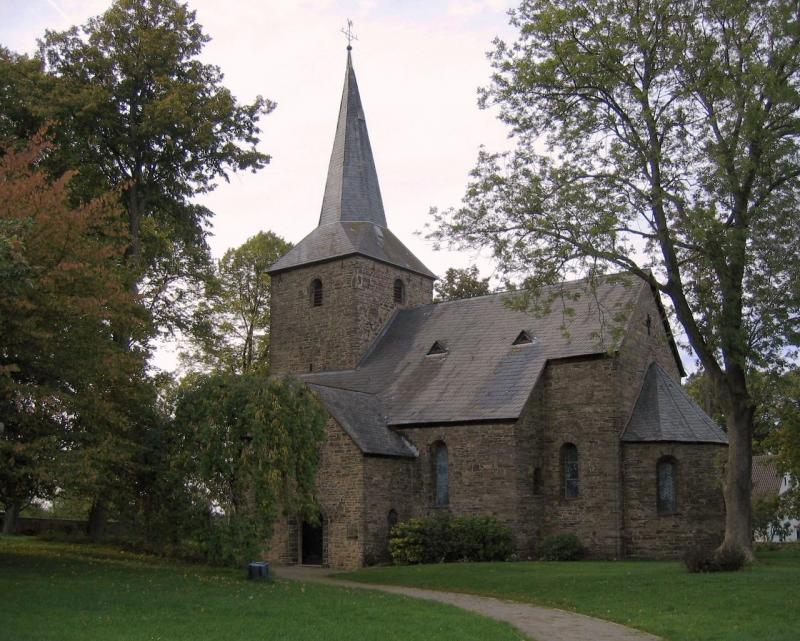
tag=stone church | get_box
[265,49,728,570]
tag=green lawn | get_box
[0,537,527,641]
[339,546,800,641]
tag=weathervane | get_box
[341,19,358,50]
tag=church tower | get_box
[268,48,435,375]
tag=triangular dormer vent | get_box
[427,341,448,356]
[512,330,534,346]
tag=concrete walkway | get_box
[274,565,661,641]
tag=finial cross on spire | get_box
[341,19,358,50]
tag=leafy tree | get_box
[0,48,50,151]
[685,368,798,454]
[0,138,142,533]
[173,373,326,565]
[433,266,492,302]
[37,0,273,332]
[182,231,291,374]
[109,371,211,548]
[32,0,273,536]
[431,0,800,555]
[752,493,798,541]
[769,370,800,479]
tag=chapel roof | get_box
[622,362,728,444]
[268,221,435,278]
[307,384,417,458]
[267,51,435,279]
[303,275,652,435]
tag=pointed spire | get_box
[318,49,387,228]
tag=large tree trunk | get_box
[87,499,108,541]
[720,392,755,558]
[2,502,19,535]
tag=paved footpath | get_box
[275,565,661,641]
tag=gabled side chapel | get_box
[266,49,727,570]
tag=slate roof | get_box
[267,50,435,280]
[622,362,728,443]
[268,221,436,278]
[308,384,416,458]
[318,50,386,228]
[304,276,648,428]
[752,455,783,499]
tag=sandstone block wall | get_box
[362,455,419,564]
[533,356,623,557]
[622,442,726,557]
[266,514,297,565]
[316,417,365,569]
[270,257,433,375]
[393,423,527,549]
[266,417,365,569]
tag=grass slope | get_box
[340,546,800,641]
[0,537,527,641]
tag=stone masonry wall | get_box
[623,442,727,557]
[362,455,420,564]
[510,383,547,558]
[270,256,434,375]
[316,417,365,569]
[393,423,527,549]
[534,355,623,557]
[266,513,296,566]
[266,417,365,570]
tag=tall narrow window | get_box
[311,279,323,307]
[533,467,543,495]
[387,509,398,532]
[657,457,677,514]
[561,443,579,499]
[393,279,405,304]
[433,441,449,506]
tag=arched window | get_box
[561,443,579,499]
[310,279,323,307]
[393,279,405,304]
[433,441,449,507]
[387,509,398,533]
[657,457,677,514]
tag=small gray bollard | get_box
[247,561,270,580]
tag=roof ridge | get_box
[428,272,639,308]
[306,381,376,398]
[266,222,436,278]
[621,359,657,438]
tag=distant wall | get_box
[0,515,127,538]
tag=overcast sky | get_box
[3,0,516,268]
[3,0,522,369]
